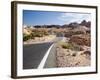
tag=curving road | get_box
[23,42,53,69]
[23,37,64,69]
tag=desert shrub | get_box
[60,42,73,49]
[71,44,81,51]
[59,42,83,51]
[69,43,83,51]
[30,32,35,39]
[79,46,84,51]
[86,30,91,34]
[35,32,43,37]
[31,28,49,37]
[83,51,91,55]
[61,43,66,49]
[31,30,43,37]
[23,34,31,41]
[42,29,49,35]
[72,53,77,56]
[62,43,71,49]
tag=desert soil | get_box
[56,39,91,67]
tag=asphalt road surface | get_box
[23,42,53,69]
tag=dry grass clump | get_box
[58,42,83,51]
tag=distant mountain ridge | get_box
[24,20,91,29]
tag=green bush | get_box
[59,42,73,49]
[60,42,82,51]
[62,44,68,49]
[23,34,31,41]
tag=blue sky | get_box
[23,10,91,26]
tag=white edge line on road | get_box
[38,43,54,69]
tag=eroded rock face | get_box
[69,35,91,46]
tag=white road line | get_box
[38,44,54,69]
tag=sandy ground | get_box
[24,35,56,44]
[56,44,91,67]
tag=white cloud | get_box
[59,12,91,24]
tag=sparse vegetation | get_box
[23,19,91,67]
[59,42,83,51]
[23,28,50,41]
[61,42,72,49]
[23,34,31,41]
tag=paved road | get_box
[23,42,53,69]
[44,37,64,68]
[44,43,57,68]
